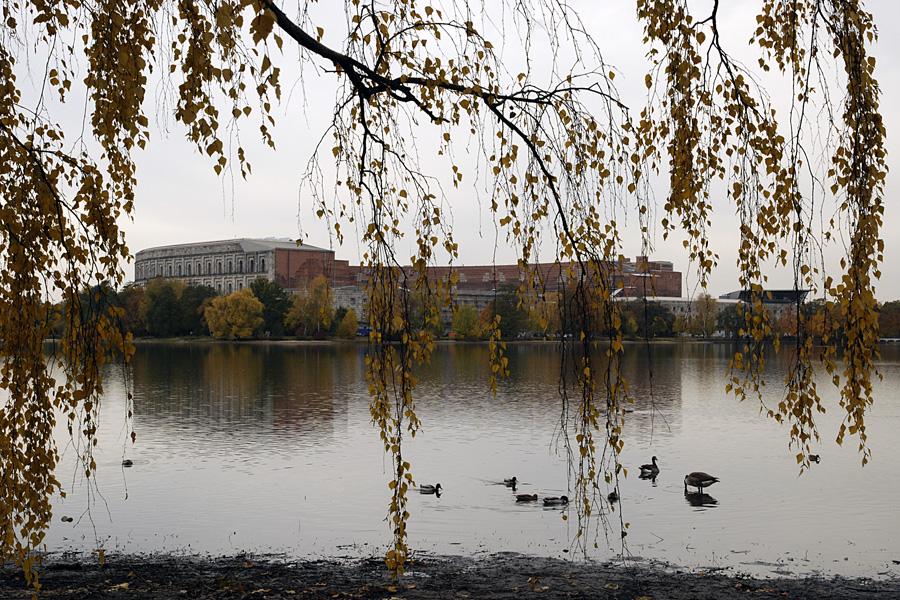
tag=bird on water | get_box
[420,483,442,494]
[639,456,660,475]
[683,472,719,493]
[543,495,569,506]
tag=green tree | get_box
[1,0,887,585]
[624,301,675,339]
[285,275,334,337]
[452,305,483,341]
[204,289,264,340]
[178,285,218,336]
[250,277,290,337]
[878,301,900,339]
[479,286,526,340]
[141,279,184,338]
[717,304,744,339]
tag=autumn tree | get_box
[336,308,360,339]
[204,289,265,339]
[693,293,719,338]
[0,0,887,586]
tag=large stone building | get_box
[134,238,356,294]
[135,240,683,321]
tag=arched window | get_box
[217,261,222,274]
[238,282,243,290]
[207,262,212,274]
[177,264,182,277]
[168,265,172,277]
[227,283,233,294]
[239,260,243,273]
[197,262,201,275]
[186,263,191,276]
[260,258,266,272]
[217,283,222,293]
[249,258,254,272]
[228,260,233,273]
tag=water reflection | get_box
[40,341,900,580]
[684,492,718,507]
[638,472,658,485]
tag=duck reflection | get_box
[639,471,658,485]
[684,491,718,507]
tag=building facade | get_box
[134,238,354,294]
[135,241,683,325]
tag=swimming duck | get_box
[639,456,660,475]
[419,483,442,494]
[122,459,134,467]
[683,472,719,493]
[542,495,569,506]
[504,477,518,487]
[809,454,820,463]
[607,490,619,502]
[515,494,538,502]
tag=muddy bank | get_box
[2,553,899,599]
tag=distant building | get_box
[346,256,682,298]
[134,241,683,325]
[719,289,809,318]
[134,238,355,294]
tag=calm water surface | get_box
[43,342,900,578]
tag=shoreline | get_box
[2,552,898,599]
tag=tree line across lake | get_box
[54,277,900,342]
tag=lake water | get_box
[42,341,900,578]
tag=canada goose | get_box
[639,456,660,475]
[543,495,569,506]
[504,477,518,487]
[809,454,821,463]
[515,494,538,502]
[419,483,442,494]
[684,472,719,492]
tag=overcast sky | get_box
[119,0,900,301]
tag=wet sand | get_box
[3,553,899,599]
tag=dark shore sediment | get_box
[2,553,899,600]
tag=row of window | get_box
[138,257,266,280]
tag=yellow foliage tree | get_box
[0,0,887,585]
[204,289,264,340]
[336,308,359,339]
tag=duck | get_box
[419,483,442,494]
[542,495,569,506]
[809,454,821,463]
[515,494,538,502]
[607,490,619,502]
[122,459,134,467]
[639,456,660,475]
[504,477,518,487]
[683,472,719,493]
